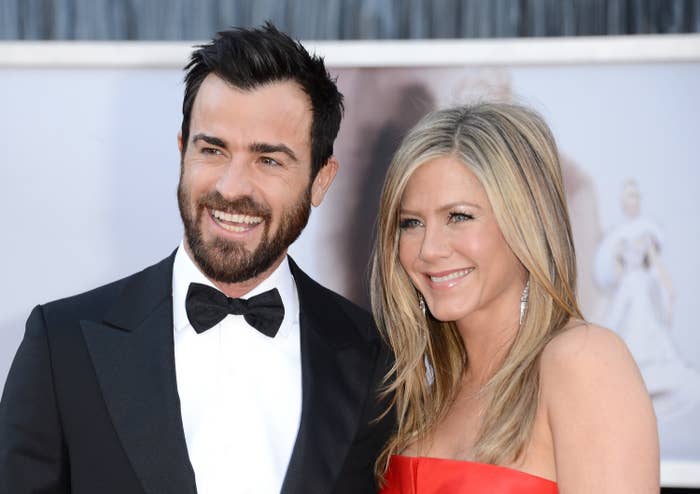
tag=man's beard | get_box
[177,182,311,284]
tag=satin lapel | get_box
[81,253,197,494]
[282,260,377,494]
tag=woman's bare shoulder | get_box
[538,320,659,493]
[540,320,632,374]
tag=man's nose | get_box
[215,158,255,198]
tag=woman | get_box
[370,103,658,493]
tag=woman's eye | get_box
[449,212,474,223]
[399,218,422,230]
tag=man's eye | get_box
[399,218,421,230]
[448,212,474,223]
[201,147,222,155]
[260,157,281,167]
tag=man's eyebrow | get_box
[250,142,298,162]
[192,133,227,149]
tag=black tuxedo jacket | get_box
[0,253,394,494]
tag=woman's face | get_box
[398,156,526,329]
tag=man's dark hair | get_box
[181,22,344,178]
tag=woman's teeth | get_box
[430,269,472,283]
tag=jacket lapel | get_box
[282,259,378,494]
[81,253,197,494]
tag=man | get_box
[0,24,393,494]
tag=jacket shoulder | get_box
[307,275,372,324]
[288,258,377,343]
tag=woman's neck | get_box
[457,312,519,388]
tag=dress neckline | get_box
[392,454,557,485]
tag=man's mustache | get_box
[198,191,271,220]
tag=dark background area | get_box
[1,0,698,40]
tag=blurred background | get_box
[1,1,699,491]
[1,0,698,40]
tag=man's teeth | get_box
[430,269,472,283]
[212,210,263,225]
[217,223,248,232]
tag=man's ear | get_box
[177,132,184,155]
[310,156,339,207]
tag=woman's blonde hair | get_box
[370,102,582,478]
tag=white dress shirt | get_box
[172,243,302,494]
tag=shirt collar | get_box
[172,240,299,337]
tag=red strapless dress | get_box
[380,455,558,494]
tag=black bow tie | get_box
[185,282,285,338]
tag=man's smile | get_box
[209,208,264,233]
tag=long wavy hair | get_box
[370,102,582,479]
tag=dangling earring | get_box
[418,293,426,316]
[424,354,435,386]
[519,279,530,324]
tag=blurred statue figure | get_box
[595,179,699,419]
